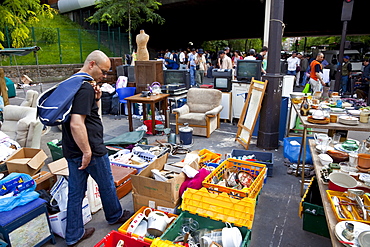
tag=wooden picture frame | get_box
[235,78,268,149]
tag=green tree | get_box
[0,0,55,49]
[202,39,263,53]
[88,0,165,54]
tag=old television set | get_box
[214,77,231,92]
[236,60,262,82]
[163,69,190,89]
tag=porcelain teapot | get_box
[147,211,175,236]
[312,110,326,120]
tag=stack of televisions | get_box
[96,148,273,247]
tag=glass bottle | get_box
[300,96,310,116]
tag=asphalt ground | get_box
[7,78,342,247]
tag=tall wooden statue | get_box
[136,30,149,61]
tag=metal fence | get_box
[2,26,129,65]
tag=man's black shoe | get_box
[67,227,95,247]
[113,210,133,224]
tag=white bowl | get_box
[318,153,333,166]
[316,145,335,153]
[290,92,304,99]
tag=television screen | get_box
[163,69,190,89]
[214,77,231,92]
[236,60,262,81]
[215,78,228,88]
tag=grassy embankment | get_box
[1,14,114,66]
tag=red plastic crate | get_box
[94,230,150,247]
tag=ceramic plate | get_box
[332,108,346,112]
[334,144,359,153]
[335,221,370,246]
[358,230,370,247]
[348,110,361,116]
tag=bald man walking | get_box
[63,50,131,246]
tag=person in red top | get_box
[309,52,325,92]
[232,50,243,69]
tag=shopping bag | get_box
[50,176,68,211]
[283,137,313,164]
[302,83,311,94]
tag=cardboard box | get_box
[132,193,179,214]
[47,158,69,176]
[131,155,186,203]
[32,171,57,191]
[48,197,92,238]
[6,148,47,176]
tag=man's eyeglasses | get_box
[96,63,108,76]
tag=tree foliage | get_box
[202,39,263,53]
[295,35,370,53]
[0,0,56,49]
[88,0,165,53]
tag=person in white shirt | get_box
[187,48,197,86]
[287,52,300,86]
[244,49,256,60]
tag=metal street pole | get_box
[334,0,354,92]
[257,0,284,150]
[334,20,348,92]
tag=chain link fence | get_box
[1,26,129,66]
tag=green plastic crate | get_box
[155,211,251,247]
[301,177,330,238]
[47,141,63,161]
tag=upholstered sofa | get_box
[1,105,43,148]
[173,88,223,138]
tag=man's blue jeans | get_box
[65,154,122,245]
[341,75,349,93]
[190,65,196,86]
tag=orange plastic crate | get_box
[202,158,267,199]
[118,206,178,244]
[198,149,222,167]
[326,190,370,224]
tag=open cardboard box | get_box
[47,158,69,176]
[131,154,198,203]
[6,148,47,176]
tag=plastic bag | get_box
[302,83,311,94]
[283,137,313,164]
[50,176,68,211]
[0,173,39,212]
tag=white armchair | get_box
[20,90,39,108]
[173,88,223,138]
[1,105,43,148]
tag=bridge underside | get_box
[141,0,368,48]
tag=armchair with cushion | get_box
[173,88,223,138]
[1,105,43,148]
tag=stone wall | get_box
[0,64,83,84]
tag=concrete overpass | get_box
[140,0,368,48]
